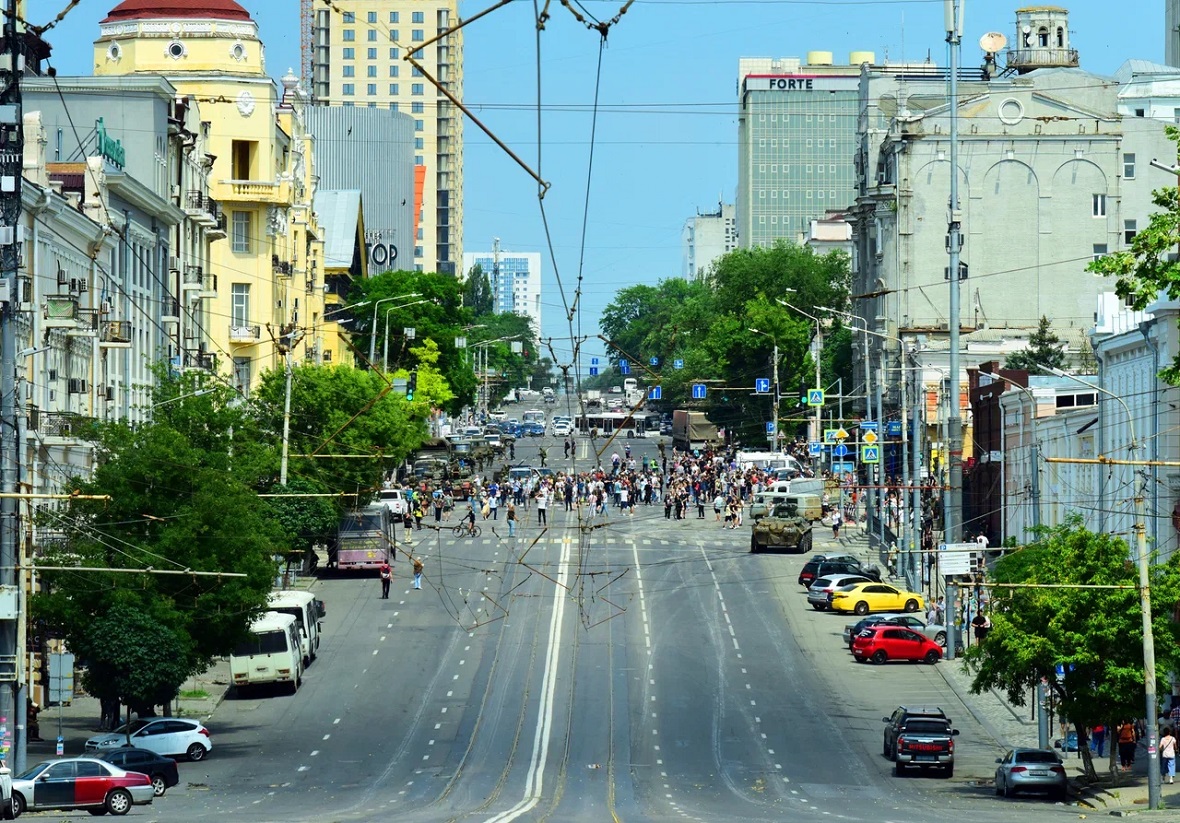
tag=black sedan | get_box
[98,747,180,797]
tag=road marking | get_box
[373,649,380,656]
[310,750,319,757]
[322,734,330,741]
[333,718,341,725]
[297,765,309,772]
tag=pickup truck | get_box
[890,717,959,777]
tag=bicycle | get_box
[452,522,482,538]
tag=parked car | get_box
[891,717,959,776]
[994,748,1068,800]
[798,558,881,589]
[11,757,154,816]
[98,748,180,797]
[882,706,950,760]
[830,582,924,615]
[852,624,943,664]
[85,717,212,761]
[843,613,947,648]
[807,574,873,611]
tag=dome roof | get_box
[102,0,253,23]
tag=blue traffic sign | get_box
[766,421,776,434]
[860,420,879,431]
[674,359,684,370]
[589,367,599,376]
[691,383,707,400]
[807,441,822,457]
[807,389,825,406]
[648,386,662,400]
[861,444,880,463]
[620,361,631,375]
[649,356,659,366]
[886,420,902,437]
[834,444,849,457]
[754,377,771,394]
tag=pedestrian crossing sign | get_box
[806,389,825,406]
[861,444,880,464]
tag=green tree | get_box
[1003,316,1066,374]
[966,517,1180,780]
[463,263,494,315]
[261,477,340,573]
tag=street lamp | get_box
[1043,365,1160,807]
[369,293,422,363]
[382,299,432,369]
[747,328,781,451]
[777,295,824,450]
[470,335,521,417]
[151,388,213,409]
[324,299,371,322]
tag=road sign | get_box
[648,386,662,400]
[886,420,903,437]
[863,430,878,445]
[650,356,659,366]
[860,420,879,431]
[691,383,707,400]
[823,428,839,444]
[835,428,849,440]
[766,421,776,434]
[861,444,880,463]
[589,367,599,376]
[834,443,849,457]
[674,359,684,370]
[754,377,771,394]
[806,388,825,406]
[808,442,822,457]
[620,361,631,375]
[831,460,856,473]
[938,543,976,575]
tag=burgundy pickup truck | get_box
[892,717,960,777]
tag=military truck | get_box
[750,499,813,554]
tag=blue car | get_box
[523,422,545,437]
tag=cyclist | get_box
[463,502,478,536]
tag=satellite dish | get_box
[979,31,1008,54]
[1022,24,1032,34]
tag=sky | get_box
[40,0,1156,369]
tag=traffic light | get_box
[406,369,417,401]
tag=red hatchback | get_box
[852,625,943,665]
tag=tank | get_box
[806,51,834,66]
[750,500,814,554]
[849,51,876,65]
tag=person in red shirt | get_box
[379,561,392,599]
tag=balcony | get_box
[66,309,100,337]
[184,191,225,231]
[161,295,181,323]
[184,350,216,371]
[182,265,203,290]
[199,273,218,298]
[43,295,78,328]
[27,409,97,445]
[229,324,261,343]
[1005,46,1079,69]
[272,255,293,277]
[219,179,291,204]
[209,210,228,239]
[99,320,132,348]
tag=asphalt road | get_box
[151,425,1071,822]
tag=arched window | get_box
[1056,27,1064,47]
[1038,26,1049,47]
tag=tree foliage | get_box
[1003,316,1066,374]
[463,263,494,315]
[966,517,1180,779]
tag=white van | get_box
[378,486,407,516]
[268,590,325,666]
[230,611,304,694]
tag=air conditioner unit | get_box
[170,184,181,199]
[67,378,87,394]
[100,300,112,315]
[323,351,332,362]
[169,256,180,274]
[104,386,115,402]
[56,268,67,286]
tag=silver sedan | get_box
[842,613,947,647]
[994,748,1068,800]
[807,574,873,611]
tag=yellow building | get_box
[307,0,463,277]
[93,0,328,392]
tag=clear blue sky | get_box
[42,0,1154,367]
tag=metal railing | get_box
[229,324,261,342]
[28,409,97,439]
[100,320,131,344]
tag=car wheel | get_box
[925,650,941,664]
[995,776,1003,796]
[151,774,168,797]
[854,601,869,616]
[883,737,890,757]
[1052,788,1067,802]
[871,650,888,664]
[106,788,133,816]
[943,766,954,779]
[750,538,758,554]
[893,761,905,777]
[1003,780,1012,798]
[935,631,947,647]
[187,742,208,761]
[87,811,107,817]
[904,599,919,613]
[10,793,23,818]
[811,603,826,611]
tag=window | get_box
[231,212,252,253]
[415,138,424,149]
[414,119,424,131]
[415,155,424,165]
[367,84,377,95]
[1125,219,1138,244]
[343,83,354,95]
[389,83,398,94]
[390,30,399,40]
[412,66,423,77]
[231,284,250,325]
[389,102,398,111]
[412,102,424,113]
[1174,107,1180,124]
[412,83,424,95]
[343,65,354,77]
[413,11,425,22]
[233,357,251,394]
[1092,243,1108,260]
[390,11,399,22]
[389,65,399,77]
[367,29,376,41]
[1092,194,1106,217]
[231,140,255,178]
[1123,153,1136,179]
[390,47,399,59]
[367,11,377,22]
[342,11,354,22]
[343,29,355,41]
[367,65,377,77]
[412,29,424,40]
[342,47,354,59]
[367,48,377,59]
[414,245,424,257]
[1136,108,1146,117]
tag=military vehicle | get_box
[750,499,813,554]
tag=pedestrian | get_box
[971,609,991,643]
[379,560,392,599]
[536,489,548,526]
[1091,724,1106,757]
[926,602,939,626]
[564,439,571,459]
[507,502,517,537]
[27,698,41,741]
[1117,720,1138,771]
[412,556,424,590]
[934,595,946,625]
[887,543,899,577]
[1162,727,1177,783]
[831,508,842,539]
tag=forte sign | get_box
[743,75,860,93]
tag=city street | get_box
[148,430,1073,822]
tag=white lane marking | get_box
[484,530,572,823]
[333,718,341,725]
[297,765,309,772]
[380,635,387,642]
[322,734,331,741]
[310,750,319,757]
[373,649,380,656]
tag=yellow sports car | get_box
[829,582,924,616]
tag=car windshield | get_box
[15,762,49,780]
[902,720,951,734]
[1015,751,1060,764]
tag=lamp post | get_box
[470,336,521,418]
[776,295,823,451]
[369,293,422,363]
[747,328,781,450]
[381,299,431,369]
[151,388,213,409]
[1045,365,1159,807]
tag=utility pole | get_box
[276,324,304,486]
[0,0,23,770]
[771,339,781,451]
[910,350,922,595]
[945,0,965,544]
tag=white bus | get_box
[230,611,304,694]
[267,590,325,667]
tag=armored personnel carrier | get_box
[750,500,813,554]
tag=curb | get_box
[934,658,1018,750]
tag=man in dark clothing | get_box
[379,561,392,599]
[971,610,991,643]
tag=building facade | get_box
[462,247,541,337]
[307,0,463,276]
[1167,0,1180,68]
[92,0,328,394]
[737,53,871,248]
[681,202,736,281]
